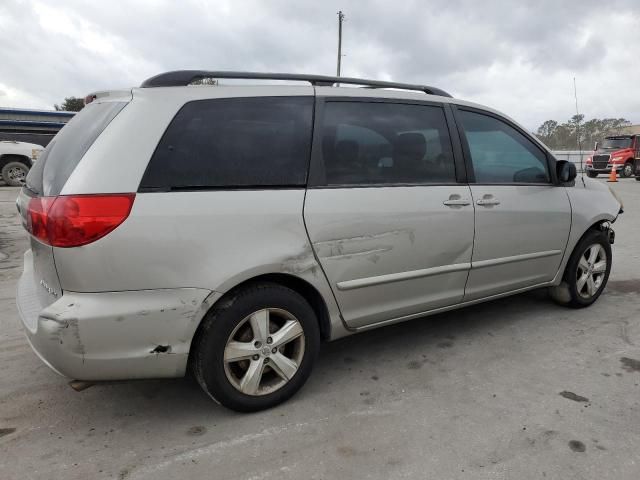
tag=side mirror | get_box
[557,160,577,183]
[594,141,599,151]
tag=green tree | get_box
[54,97,85,112]
[191,78,219,85]
[536,116,632,150]
[536,120,558,146]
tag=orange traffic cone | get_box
[607,167,618,183]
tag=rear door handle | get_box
[443,199,471,206]
[476,199,500,206]
[443,194,471,207]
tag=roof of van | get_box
[139,70,453,98]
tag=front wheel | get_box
[192,282,320,412]
[549,230,612,308]
[1,161,30,187]
[621,162,634,178]
[586,171,598,178]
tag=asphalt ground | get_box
[1,178,639,479]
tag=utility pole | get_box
[573,77,582,152]
[336,11,345,77]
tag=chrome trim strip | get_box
[471,250,562,269]
[336,262,471,291]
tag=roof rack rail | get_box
[139,70,452,97]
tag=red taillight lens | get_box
[26,194,135,247]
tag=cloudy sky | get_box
[1,0,638,130]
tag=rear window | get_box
[26,102,127,196]
[139,96,313,190]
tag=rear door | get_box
[304,98,474,328]
[453,106,571,301]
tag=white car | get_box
[0,140,44,186]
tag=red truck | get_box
[585,134,640,178]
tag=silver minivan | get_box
[16,72,622,411]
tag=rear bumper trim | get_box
[17,266,215,380]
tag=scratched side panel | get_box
[304,186,475,327]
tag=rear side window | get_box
[26,102,127,196]
[318,101,456,185]
[140,97,313,190]
[458,110,550,184]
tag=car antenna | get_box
[574,77,586,186]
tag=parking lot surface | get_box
[1,179,639,480]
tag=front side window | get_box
[140,96,313,190]
[458,110,550,184]
[319,102,456,185]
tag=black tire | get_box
[1,160,30,187]
[635,176,640,182]
[192,282,320,412]
[550,229,612,308]
[586,171,598,178]
[621,161,634,178]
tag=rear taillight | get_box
[26,194,135,247]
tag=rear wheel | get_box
[549,230,611,308]
[1,161,29,186]
[192,282,320,412]
[586,171,598,178]
[621,161,634,178]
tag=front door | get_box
[304,99,475,328]
[455,108,571,300]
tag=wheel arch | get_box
[577,219,613,246]
[553,217,613,285]
[0,154,31,168]
[188,272,334,366]
[549,221,612,307]
[245,273,333,342]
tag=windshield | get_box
[601,137,632,149]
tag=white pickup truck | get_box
[0,141,44,186]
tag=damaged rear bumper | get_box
[17,264,214,381]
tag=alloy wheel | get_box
[623,163,633,177]
[576,243,607,299]
[7,165,27,185]
[223,308,305,396]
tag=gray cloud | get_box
[1,0,639,129]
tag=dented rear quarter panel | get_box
[21,287,213,380]
[52,190,348,340]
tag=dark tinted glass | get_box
[140,97,313,190]
[26,102,126,196]
[601,137,632,149]
[459,110,550,184]
[319,102,456,185]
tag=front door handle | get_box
[476,194,500,207]
[443,194,471,207]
